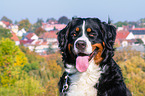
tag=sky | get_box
[1,0,145,24]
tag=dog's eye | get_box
[87,28,91,32]
[76,27,80,32]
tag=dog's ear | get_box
[57,22,71,56]
[101,22,116,62]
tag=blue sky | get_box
[1,0,145,24]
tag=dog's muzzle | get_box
[76,40,86,53]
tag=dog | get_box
[57,18,131,96]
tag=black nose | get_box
[76,40,86,50]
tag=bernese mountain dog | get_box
[57,18,132,96]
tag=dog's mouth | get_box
[76,47,99,72]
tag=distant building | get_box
[11,32,20,45]
[115,30,136,47]
[24,33,38,40]
[0,21,7,28]
[1,21,10,27]
[117,25,135,31]
[129,28,145,44]
[9,24,19,34]
[20,31,58,55]
[39,31,58,43]
[17,28,27,37]
[41,23,66,31]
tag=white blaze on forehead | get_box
[74,20,92,54]
[82,20,86,37]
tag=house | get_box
[20,31,58,55]
[129,28,145,44]
[39,31,57,43]
[0,21,6,28]
[17,28,26,37]
[115,30,136,47]
[117,25,135,31]
[41,23,66,31]
[20,39,34,45]
[9,24,19,34]
[1,21,10,27]
[11,32,20,45]
[24,33,38,40]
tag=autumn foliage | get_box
[0,38,145,96]
[114,47,145,96]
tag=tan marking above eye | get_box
[87,28,91,32]
[76,27,79,32]
[73,33,76,36]
[89,34,94,37]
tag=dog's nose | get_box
[76,40,86,50]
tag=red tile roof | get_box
[116,30,130,40]
[25,33,36,40]
[132,28,145,30]
[20,40,34,45]
[39,32,57,39]
[42,23,66,30]
[2,21,10,27]
[11,32,19,41]
[41,41,48,45]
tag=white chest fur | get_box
[66,60,101,96]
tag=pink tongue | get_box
[76,56,89,72]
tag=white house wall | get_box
[126,32,135,40]
[31,35,38,40]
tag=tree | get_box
[46,18,56,23]
[135,39,144,44]
[18,19,31,32]
[118,56,145,96]
[0,38,28,86]
[58,16,70,24]
[34,27,46,36]
[114,21,128,27]
[14,20,18,25]
[31,18,44,32]
[47,43,54,54]
[139,18,145,23]
[114,47,145,96]
[1,16,12,24]
[0,28,12,39]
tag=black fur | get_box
[57,18,132,96]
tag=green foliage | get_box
[114,21,128,27]
[1,16,12,23]
[14,74,45,96]
[118,56,145,96]
[58,16,70,24]
[18,19,31,32]
[139,18,145,27]
[46,17,56,22]
[47,43,55,54]
[31,18,43,32]
[22,62,39,73]
[135,38,144,44]
[45,78,59,96]
[34,27,46,36]
[19,45,45,73]
[0,72,45,96]
[0,38,28,86]
[0,28,12,39]
[114,47,145,96]
[114,46,140,62]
